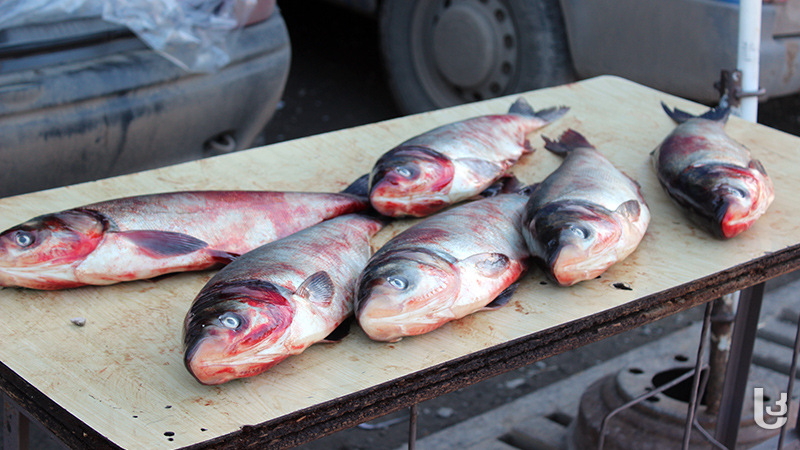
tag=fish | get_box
[652,103,774,239]
[368,97,569,217]
[183,214,384,385]
[0,177,371,290]
[521,130,650,287]
[355,192,531,342]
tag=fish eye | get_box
[14,231,34,248]
[568,225,590,239]
[218,312,243,330]
[395,166,413,178]
[386,276,408,290]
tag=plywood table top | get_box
[1,76,799,450]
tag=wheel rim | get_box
[410,0,519,108]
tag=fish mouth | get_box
[0,263,86,290]
[547,243,613,286]
[185,337,287,385]
[368,192,449,218]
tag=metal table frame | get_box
[2,245,798,449]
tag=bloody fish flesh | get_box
[0,179,370,290]
[355,192,531,342]
[521,130,650,286]
[368,97,568,217]
[183,214,384,385]
[652,103,774,239]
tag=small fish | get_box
[183,214,384,385]
[0,177,370,290]
[355,192,531,342]
[521,130,650,287]
[652,103,774,239]
[368,97,568,217]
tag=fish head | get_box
[183,280,295,385]
[525,202,621,286]
[0,210,109,289]
[355,248,459,341]
[369,146,455,217]
[673,163,773,239]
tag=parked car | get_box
[0,0,290,198]
[326,0,800,114]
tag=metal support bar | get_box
[777,311,800,449]
[3,392,30,450]
[683,301,716,449]
[408,404,418,450]
[714,283,767,449]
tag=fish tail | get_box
[661,102,730,124]
[509,97,569,123]
[542,129,595,156]
[341,173,370,197]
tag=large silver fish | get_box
[0,178,369,290]
[652,103,774,239]
[183,214,384,385]
[521,130,650,287]
[355,192,531,342]
[369,97,568,217]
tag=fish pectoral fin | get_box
[120,230,208,257]
[615,200,641,222]
[482,283,520,310]
[460,253,511,278]
[296,271,335,305]
[456,158,504,180]
[749,159,769,176]
[208,250,239,266]
[320,317,354,343]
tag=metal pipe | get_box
[736,0,762,122]
[777,313,800,449]
[408,404,418,450]
[708,293,738,415]
[682,301,715,449]
[714,283,766,448]
[597,365,708,450]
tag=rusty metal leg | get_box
[3,392,30,450]
[682,300,715,449]
[713,283,766,449]
[408,404,418,450]
[777,310,800,450]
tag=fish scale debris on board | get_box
[521,129,650,287]
[183,214,385,385]
[355,190,532,343]
[0,176,371,290]
[368,97,569,218]
[651,103,774,239]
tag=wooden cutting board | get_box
[1,76,798,450]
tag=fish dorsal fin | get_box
[296,271,335,305]
[482,282,520,311]
[459,253,510,278]
[615,200,641,221]
[456,157,504,180]
[120,230,208,257]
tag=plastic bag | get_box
[0,0,257,73]
[103,0,257,72]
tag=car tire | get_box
[379,0,576,115]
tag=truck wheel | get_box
[379,0,575,115]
